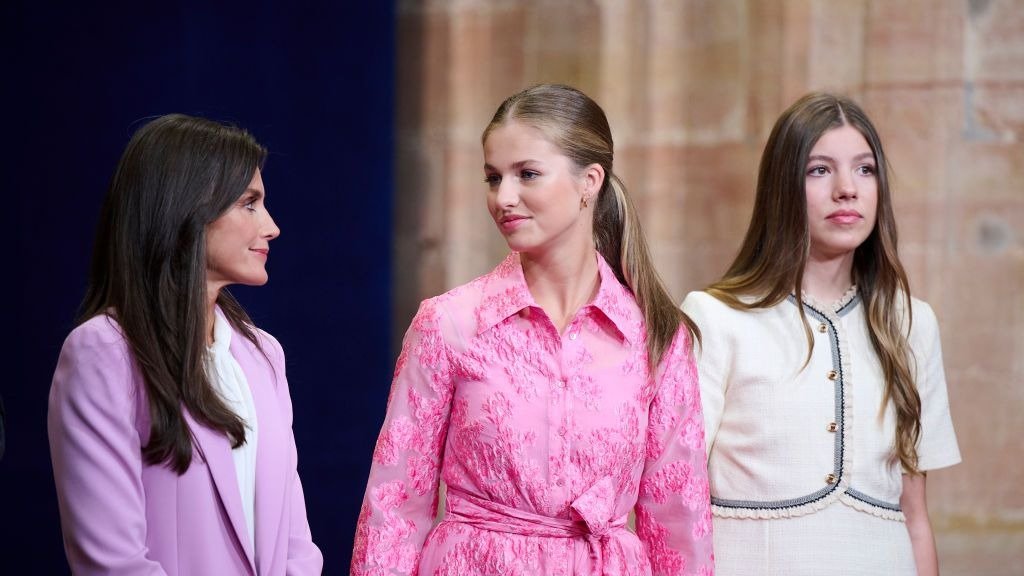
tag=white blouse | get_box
[682,288,960,520]
[207,311,259,547]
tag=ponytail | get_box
[595,172,700,369]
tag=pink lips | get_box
[251,248,269,259]
[498,214,529,232]
[826,209,862,225]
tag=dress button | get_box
[827,370,838,381]
[558,426,568,437]
[569,331,578,341]
[557,478,565,487]
[825,473,837,485]
[827,422,838,433]
[556,379,566,389]
[818,323,827,333]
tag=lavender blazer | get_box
[48,314,323,575]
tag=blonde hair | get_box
[708,92,922,473]
[483,84,699,368]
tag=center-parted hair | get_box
[482,83,699,368]
[708,92,922,473]
[80,114,268,473]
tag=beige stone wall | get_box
[393,1,1024,573]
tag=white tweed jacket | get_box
[681,288,960,521]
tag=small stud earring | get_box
[582,196,589,208]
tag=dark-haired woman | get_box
[351,84,713,575]
[682,93,960,575]
[48,114,323,575]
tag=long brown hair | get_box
[80,114,268,473]
[708,92,922,473]
[482,84,699,368]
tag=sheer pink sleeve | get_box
[636,330,715,576]
[351,299,455,576]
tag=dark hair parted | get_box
[482,84,699,369]
[708,92,922,473]
[80,114,268,473]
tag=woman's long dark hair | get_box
[80,114,267,473]
[708,93,922,473]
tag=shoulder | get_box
[681,290,726,315]
[681,290,766,326]
[230,323,287,379]
[252,324,285,359]
[52,315,140,409]
[906,295,941,345]
[908,296,938,328]
[409,289,468,342]
[61,314,132,361]
[413,262,514,330]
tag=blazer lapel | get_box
[188,411,257,572]
[232,333,287,572]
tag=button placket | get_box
[808,303,845,496]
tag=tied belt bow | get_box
[445,478,628,575]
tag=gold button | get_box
[827,422,838,433]
[825,473,837,485]
[818,323,827,333]
[827,370,838,381]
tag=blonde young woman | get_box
[682,93,960,575]
[352,84,714,575]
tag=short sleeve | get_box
[681,291,730,458]
[911,301,961,472]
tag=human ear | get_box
[581,163,605,203]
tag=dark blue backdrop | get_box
[5,2,394,573]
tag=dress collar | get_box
[474,252,643,345]
[791,284,861,317]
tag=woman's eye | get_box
[520,170,539,180]
[857,165,876,176]
[807,166,828,176]
[484,174,501,186]
[242,200,257,212]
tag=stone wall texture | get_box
[393,1,1024,573]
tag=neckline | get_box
[799,284,859,314]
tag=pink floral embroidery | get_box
[374,416,417,466]
[352,253,714,575]
[635,504,686,576]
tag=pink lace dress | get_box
[352,253,714,576]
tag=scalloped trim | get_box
[800,284,859,313]
[711,486,844,519]
[839,493,906,521]
[712,489,906,521]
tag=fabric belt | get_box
[445,478,628,575]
